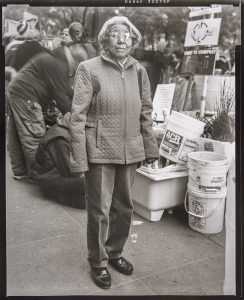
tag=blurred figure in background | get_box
[215,36,233,75]
[62,27,73,44]
[5,20,47,72]
[5,19,48,136]
[5,20,29,54]
[69,21,97,59]
[7,43,87,181]
[68,22,83,43]
[51,28,72,50]
[68,22,89,61]
[153,40,179,84]
[32,112,85,209]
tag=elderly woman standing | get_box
[70,16,159,289]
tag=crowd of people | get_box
[4,14,235,290]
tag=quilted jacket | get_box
[70,50,159,173]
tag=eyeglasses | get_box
[109,30,134,40]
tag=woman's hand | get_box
[145,158,157,165]
[137,161,142,169]
[71,172,84,178]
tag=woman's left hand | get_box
[137,161,143,169]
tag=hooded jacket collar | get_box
[100,50,138,70]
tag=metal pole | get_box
[200,9,215,118]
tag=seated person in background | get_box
[31,112,85,209]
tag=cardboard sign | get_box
[152,83,176,122]
[184,18,221,47]
[180,48,217,75]
[189,6,222,17]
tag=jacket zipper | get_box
[121,69,126,163]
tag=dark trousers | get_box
[39,176,85,209]
[7,94,46,176]
[85,163,137,268]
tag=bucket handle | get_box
[184,191,225,219]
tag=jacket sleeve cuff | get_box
[145,151,159,160]
[70,165,89,173]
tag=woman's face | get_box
[108,24,133,60]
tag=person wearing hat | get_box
[70,16,159,289]
[5,19,47,151]
[5,20,29,54]
[5,19,46,72]
[7,42,88,181]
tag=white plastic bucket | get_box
[185,186,226,234]
[159,111,205,165]
[188,151,229,192]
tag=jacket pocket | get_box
[24,101,46,138]
[25,121,46,137]
[85,121,96,128]
[96,120,102,148]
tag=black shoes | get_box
[91,257,133,289]
[91,267,111,289]
[109,256,133,275]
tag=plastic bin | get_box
[132,168,188,221]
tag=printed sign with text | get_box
[152,83,176,122]
[189,6,222,17]
[180,48,217,75]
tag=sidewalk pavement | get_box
[6,151,225,296]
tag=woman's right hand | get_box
[71,172,84,178]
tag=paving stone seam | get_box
[6,232,82,249]
[87,278,157,296]
[207,239,225,248]
[57,206,85,229]
[198,232,225,248]
[131,253,225,282]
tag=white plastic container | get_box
[187,151,229,192]
[185,185,226,234]
[132,168,188,221]
[159,111,205,165]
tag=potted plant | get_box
[198,78,235,156]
